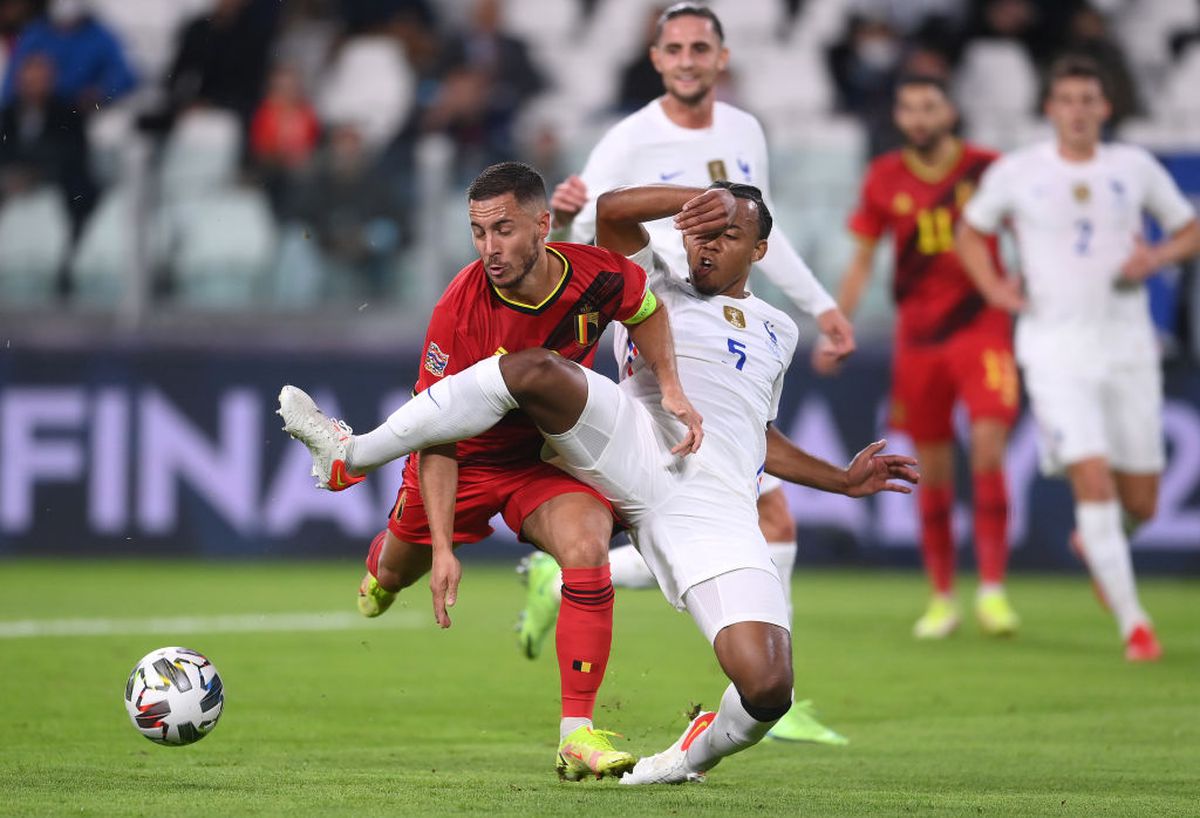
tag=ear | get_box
[716,45,730,73]
[752,239,768,263]
[1100,96,1113,123]
[537,207,551,240]
[650,44,664,75]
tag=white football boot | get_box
[277,385,365,491]
[620,711,716,785]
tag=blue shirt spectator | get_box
[1,0,136,108]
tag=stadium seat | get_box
[737,40,835,131]
[69,185,135,306]
[88,0,215,82]
[708,0,786,52]
[158,108,242,202]
[0,187,71,304]
[954,40,1038,124]
[317,35,415,151]
[785,0,856,48]
[1160,42,1200,123]
[170,189,277,307]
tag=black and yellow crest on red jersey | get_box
[575,310,600,346]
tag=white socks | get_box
[767,540,796,616]
[560,716,592,740]
[607,544,657,589]
[685,683,781,773]
[1076,500,1148,637]
[346,356,517,473]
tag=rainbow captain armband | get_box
[622,289,658,326]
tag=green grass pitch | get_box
[0,560,1196,816]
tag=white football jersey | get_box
[571,99,834,317]
[964,141,1195,368]
[617,243,799,501]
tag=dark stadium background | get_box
[2,0,1199,572]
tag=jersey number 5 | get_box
[727,338,747,371]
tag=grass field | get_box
[0,560,1196,817]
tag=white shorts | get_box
[682,567,792,644]
[544,366,777,607]
[1023,360,1165,476]
[759,472,783,495]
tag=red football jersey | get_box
[848,141,1009,345]
[414,242,650,466]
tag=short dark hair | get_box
[895,73,951,100]
[655,2,724,44]
[466,161,547,207]
[709,180,772,240]
[1047,54,1108,98]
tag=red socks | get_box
[557,565,614,719]
[972,471,1009,585]
[918,484,955,593]
[365,529,387,578]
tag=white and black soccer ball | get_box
[124,646,224,746]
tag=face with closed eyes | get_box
[684,198,767,298]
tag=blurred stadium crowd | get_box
[1,0,1199,337]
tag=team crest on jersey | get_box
[1072,182,1091,203]
[708,160,728,182]
[424,342,450,377]
[892,192,914,215]
[574,310,600,346]
[724,305,746,329]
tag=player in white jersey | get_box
[957,56,1200,661]
[278,182,917,783]
[525,1,854,744]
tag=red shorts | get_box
[890,328,1019,442]
[387,455,615,545]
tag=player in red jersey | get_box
[330,161,699,779]
[815,75,1019,639]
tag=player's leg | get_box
[1113,471,1159,532]
[954,335,1020,634]
[893,342,960,638]
[506,476,635,780]
[623,568,793,785]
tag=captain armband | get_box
[622,289,658,326]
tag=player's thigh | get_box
[1103,364,1165,478]
[891,344,956,442]
[1022,364,1107,477]
[518,490,616,569]
[542,367,674,521]
[755,484,795,542]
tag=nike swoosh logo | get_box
[680,712,716,751]
[660,170,684,181]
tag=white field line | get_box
[0,610,424,639]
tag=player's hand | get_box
[813,308,855,373]
[674,188,736,237]
[429,548,462,629]
[662,389,704,455]
[984,277,1027,314]
[1118,236,1161,284]
[843,439,919,498]
[550,175,588,230]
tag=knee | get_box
[734,661,793,711]
[1123,495,1157,526]
[501,348,569,400]
[756,490,795,542]
[552,535,609,569]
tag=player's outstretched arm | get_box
[422,444,462,629]
[625,302,704,455]
[764,426,918,496]
[596,185,736,257]
[812,236,877,376]
[956,221,1026,313]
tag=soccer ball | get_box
[124,646,224,746]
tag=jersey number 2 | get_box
[727,338,747,370]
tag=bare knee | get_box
[547,533,608,569]
[735,662,794,710]
[500,348,571,401]
[1122,495,1157,525]
[757,488,795,542]
[715,622,794,710]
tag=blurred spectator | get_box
[0,0,136,109]
[284,123,403,297]
[829,15,904,155]
[338,0,434,34]
[0,0,34,50]
[251,63,321,210]
[395,0,544,176]
[962,0,1084,67]
[272,0,341,100]
[0,51,95,235]
[1060,4,1140,125]
[159,0,280,130]
[616,5,666,114]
